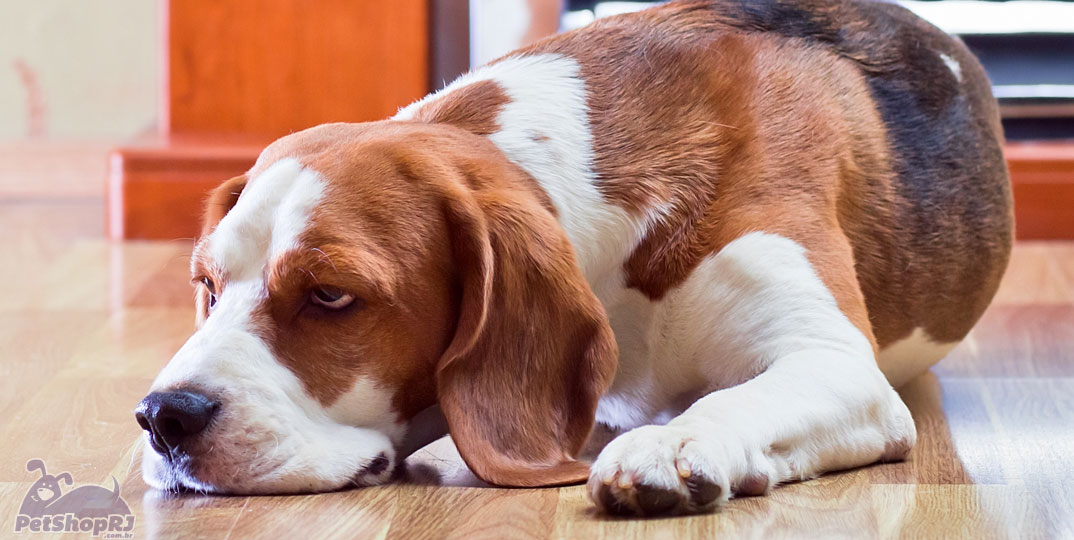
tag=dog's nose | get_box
[135,391,218,456]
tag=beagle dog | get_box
[136,0,1013,516]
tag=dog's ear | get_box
[435,177,618,487]
[201,174,248,237]
[26,459,46,478]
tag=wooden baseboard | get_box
[106,139,263,240]
[1006,141,1074,240]
[106,140,1074,241]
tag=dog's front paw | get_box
[587,423,773,516]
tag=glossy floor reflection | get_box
[1,145,1072,539]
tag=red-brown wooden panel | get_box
[165,0,429,137]
[109,139,1074,241]
[107,140,262,240]
[1006,142,1074,240]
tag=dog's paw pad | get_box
[685,474,722,507]
[635,483,681,514]
[596,482,633,515]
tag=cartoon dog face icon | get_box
[20,460,72,516]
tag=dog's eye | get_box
[309,286,354,310]
[201,277,217,309]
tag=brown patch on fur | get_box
[408,79,510,136]
[266,239,452,417]
[527,19,887,344]
[512,0,1011,351]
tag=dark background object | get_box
[564,1,1074,140]
[431,0,471,91]
[962,33,1074,140]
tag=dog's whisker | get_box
[311,247,338,274]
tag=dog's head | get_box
[136,122,617,494]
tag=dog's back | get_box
[518,0,1012,380]
[705,0,1012,351]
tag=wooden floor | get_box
[1,143,1073,539]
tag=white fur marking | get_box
[878,327,959,388]
[396,54,667,298]
[327,377,405,443]
[590,233,915,512]
[940,53,962,82]
[208,158,326,281]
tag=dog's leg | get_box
[589,231,915,515]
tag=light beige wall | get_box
[0,1,158,139]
